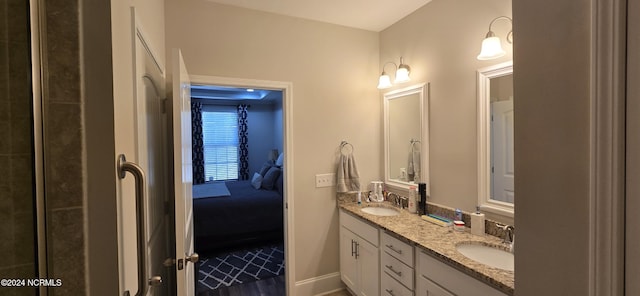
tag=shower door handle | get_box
[118,154,161,296]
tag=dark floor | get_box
[195,275,352,296]
[197,274,285,296]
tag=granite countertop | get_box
[338,201,515,296]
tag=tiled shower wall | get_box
[0,1,37,296]
[42,0,87,294]
[1,0,87,295]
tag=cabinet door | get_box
[416,275,455,296]
[358,237,380,296]
[341,226,359,292]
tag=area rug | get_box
[197,244,285,291]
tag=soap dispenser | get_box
[470,206,485,236]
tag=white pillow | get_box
[250,172,263,189]
[276,152,284,167]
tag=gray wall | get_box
[490,74,513,102]
[513,0,592,294]
[247,103,282,175]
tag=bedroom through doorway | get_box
[188,81,288,295]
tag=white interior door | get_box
[133,20,170,295]
[172,48,197,295]
[491,100,515,203]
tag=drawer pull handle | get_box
[386,244,403,255]
[355,242,360,259]
[385,288,395,296]
[351,240,356,257]
[385,264,402,277]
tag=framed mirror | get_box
[384,83,429,190]
[477,61,514,217]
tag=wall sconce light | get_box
[477,16,513,60]
[377,57,411,89]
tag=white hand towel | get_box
[407,148,421,181]
[336,153,361,193]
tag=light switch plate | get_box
[315,173,335,188]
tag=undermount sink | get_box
[360,206,400,216]
[456,242,514,271]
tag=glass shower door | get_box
[0,0,40,295]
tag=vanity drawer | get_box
[381,250,414,290]
[381,231,414,266]
[339,210,379,247]
[417,248,508,296]
[416,274,455,296]
[381,271,413,296]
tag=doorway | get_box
[188,75,294,295]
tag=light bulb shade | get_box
[394,66,410,83]
[377,73,392,89]
[477,36,506,60]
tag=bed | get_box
[193,173,284,253]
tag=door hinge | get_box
[285,202,288,209]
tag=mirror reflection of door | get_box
[389,93,421,182]
[489,74,514,203]
[491,99,514,203]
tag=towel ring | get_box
[340,141,354,155]
[410,139,421,151]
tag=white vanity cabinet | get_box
[380,231,415,296]
[340,210,380,296]
[415,249,508,296]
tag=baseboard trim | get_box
[295,272,345,296]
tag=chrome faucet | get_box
[498,224,515,253]
[397,196,408,209]
[387,192,399,205]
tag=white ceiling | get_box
[205,0,432,32]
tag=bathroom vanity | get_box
[338,201,514,296]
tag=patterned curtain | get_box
[238,104,250,180]
[191,101,205,184]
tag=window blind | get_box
[202,107,239,181]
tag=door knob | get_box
[148,276,162,286]
[186,253,199,263]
